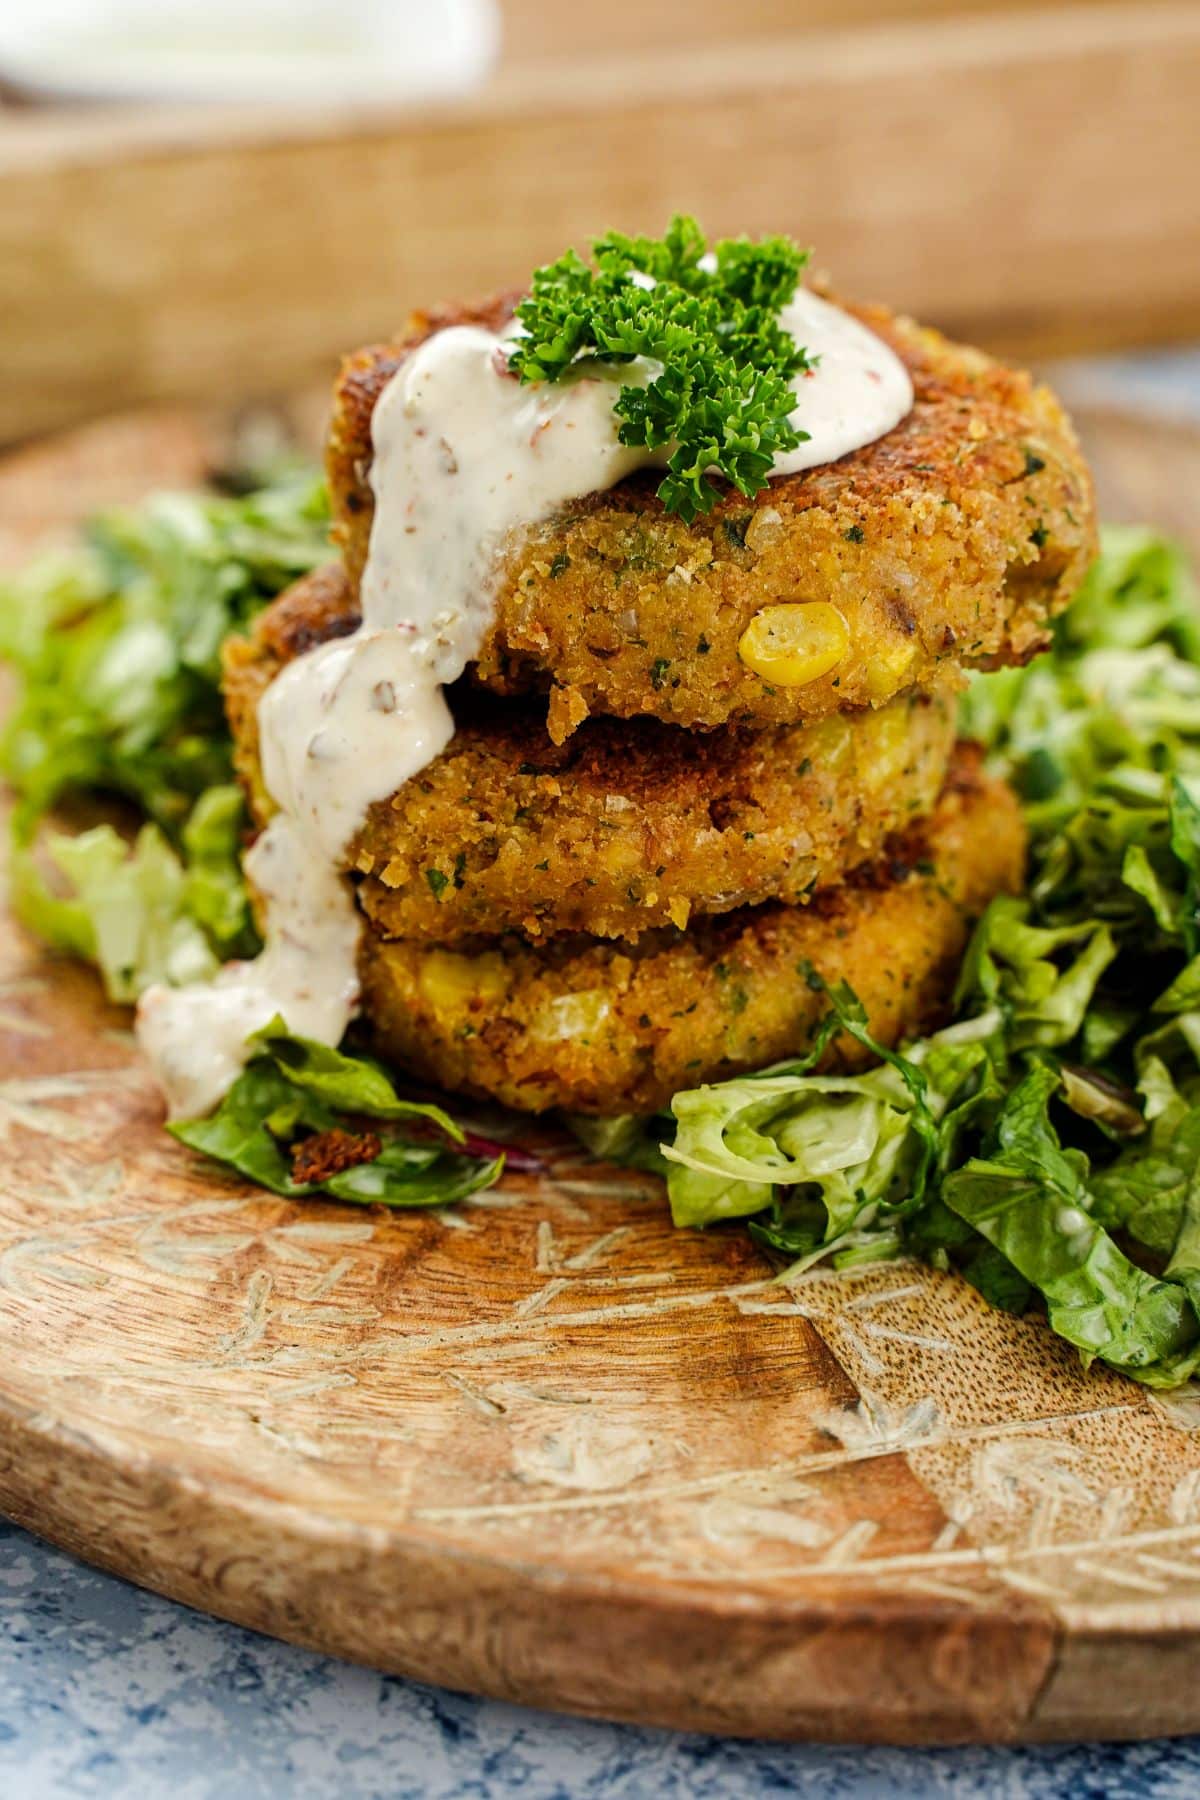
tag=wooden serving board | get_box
[3,406,1200,1745]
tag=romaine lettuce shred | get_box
[1,468,330,995]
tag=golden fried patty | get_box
[328,291,1095,740]
[225,567,957,941]
[357,748,1024,1115]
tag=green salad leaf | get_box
[11,822,221,1003]
[11,781,257,1004]
[0,468,329,1001]
[248,1017,466,1140]
[564,1112,670,1178]
[171,1025,502,1207]
[941,1062,1197,1375]
[1,470,329,836]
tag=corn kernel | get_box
[863,637,920,703]
[531,990,611,1043]
[418,949,509,1011]
[737,602,849,687]
[854,701,909,796]
[667,895,691,930]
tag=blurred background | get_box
[2,0,1199,534]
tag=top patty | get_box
[328,290,1096,740]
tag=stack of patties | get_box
[224,294,1096,1117]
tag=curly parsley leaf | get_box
[508,216,811,522]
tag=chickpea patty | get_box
[225,567,957,942]
[328,291,1095,740]
[357,747,1024,1115]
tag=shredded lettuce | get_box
[11,822,221,1002]
[1,472,330,836]
[649,529,1200,1386]
[171,1020,503,1207]
[1,467,330,1001]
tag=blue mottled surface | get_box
[6,358,1200,1798]
[3,1517,1200,1799]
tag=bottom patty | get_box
[358,746,1024,1115]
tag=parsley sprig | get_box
[508,216,811,523]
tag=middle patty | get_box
[224,566,958,942]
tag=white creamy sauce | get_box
[136,815,360,1119]
[136,286,913,1117]
[773,289,914,473]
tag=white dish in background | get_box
[0,0,499,105]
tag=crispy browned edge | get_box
[323,290,1096,736]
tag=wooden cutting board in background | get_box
[3,399,1200,1744]
[2,1,1200,442]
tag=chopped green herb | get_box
[509,215,810,522]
